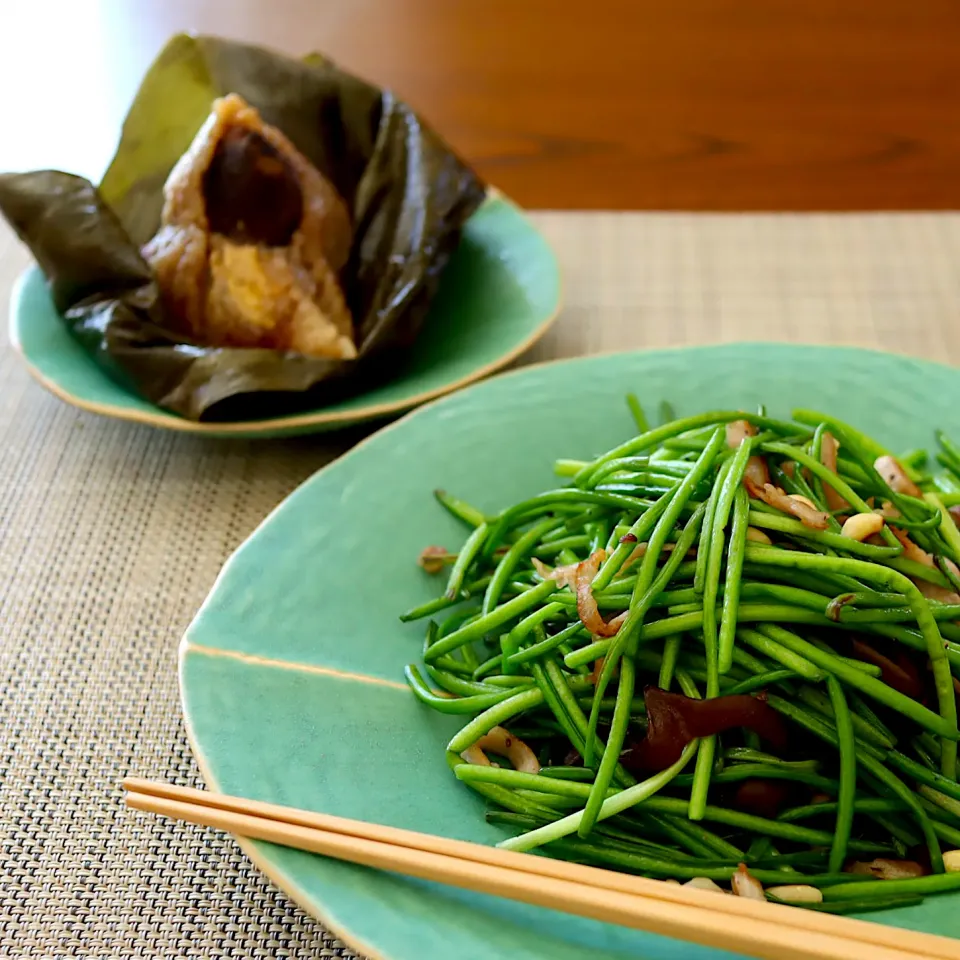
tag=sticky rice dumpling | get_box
[142,94,357,359]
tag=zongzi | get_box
[142,94,357,359]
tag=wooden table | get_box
[3,0,959,209]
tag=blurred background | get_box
[3,0,959,209]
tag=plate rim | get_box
[7,190,562,436]
[180,684,388,960]
[178,342,960,959]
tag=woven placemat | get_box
[2,212,960,959]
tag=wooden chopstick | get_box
[122,778,960,960]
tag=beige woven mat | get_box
[2,212,960,959]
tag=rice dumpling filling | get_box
[143,94,357,360]
[202,127,303,247]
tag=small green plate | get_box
[182,344,960,958]
[9,192,560,438]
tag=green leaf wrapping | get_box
[0,34,486,421]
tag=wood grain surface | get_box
[3,0,960,209]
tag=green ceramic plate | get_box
[181,344,960,958]
[8,192,560,438]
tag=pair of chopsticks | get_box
[123,778,960,960]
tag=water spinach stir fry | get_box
[402,402,960,913]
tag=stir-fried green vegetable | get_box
[403,401,960,911]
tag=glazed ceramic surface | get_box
[182,345,960,957]
[9,192,560,437]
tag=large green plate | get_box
[9,192,560,438]
[181,344,960,957]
